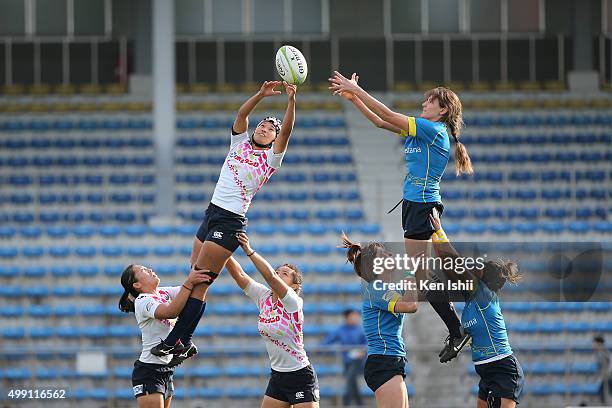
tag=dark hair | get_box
[340,233,385,283]
[118,264,140,313]
[343,308,359,318]
[280,263,303,296]
[481,259,521,293]
[594,334,605,344]
[424,87,473,176]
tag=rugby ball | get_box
[275,45,308,85]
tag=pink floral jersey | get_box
[211,131,285,216]
[244,281,311,372]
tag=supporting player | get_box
[341,233,419,408]
[118,265,211,407]
[225,232,319,408]
[429,209,524,408]
[150,81,297,358]
[330,72,473,362]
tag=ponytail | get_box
[339,233,383,282]
[424,87,473,176]
[119,264,139,313]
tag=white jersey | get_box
[244,280,310,372]
[211,131,285,216]
[134,286,181,365]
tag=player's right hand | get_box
[186,268,212,286]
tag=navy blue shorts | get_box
[364,354,406,392]
[266,365,320,404]
[132,360,174,400]
[475,354,524,404]
[195,203,247,252]
[402,200,444,240]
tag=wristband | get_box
[182,284,193,291]
[247,250,256,257]
[432,228,449,243]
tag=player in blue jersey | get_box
[429,210,524,408]
[341,233,418,408]
[330,72,474,362]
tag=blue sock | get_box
[164,297,203,345]
[180,302,207,346]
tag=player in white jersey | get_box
[118,265,210,407]
[225,232,319,408]
[150,81,297,357]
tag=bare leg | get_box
[261,395,291,408]
[190,240,232,301]
[374,375,409,408]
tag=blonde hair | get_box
[424,87,473,176]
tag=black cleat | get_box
[150,339,184,357]
[168,343,198,368]
[439,333,472,363]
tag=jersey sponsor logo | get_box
[259,315,281,324]
[405,147,422,154]
[295,391,304,399]
[212,231,223,239]
[463,317,477,328]
[133,384,144,396]
[231,152,261,168]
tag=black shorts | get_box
[364,354,406,393]
[265,365,320,404]
[132,360,174,400]
[402,200,444,240]
[475,354,524,404]
[195,203,247,252]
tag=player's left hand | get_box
[237,232,253,253]
[283,81,297,100]
[328,71,359,96]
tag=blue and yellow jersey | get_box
[361,281,405,357]
[400,117,450,203]
[461,279,513,364]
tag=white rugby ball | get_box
[275,45,308,85]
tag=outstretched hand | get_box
[283,81,297,100]
[329,71,360,96]
[335,73,359,100]
[258,81,282,97]
[236,232,253,254]
[429,208,442,231]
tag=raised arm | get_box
[233,81,282,134]
[273,82,296,154]
[237,232,291,299]
[329,71,411,133]
[225,256,254,291]
[154,269,211,319]
[429,209,483,282]
[337,74,404,135]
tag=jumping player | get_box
[150,81,297,357]
[429,209,524,408]
[118,265,211,407]
[341,233,419,408]
[224,232,319,408]
[330,72,473,362]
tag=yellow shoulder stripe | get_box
[387,293,402,313]
[407,117,417,137]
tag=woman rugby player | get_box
[330,72,473,362]
[224,232,319,408]
[341,233,419,408]
[430,209,524,408]
[150,81,297,358]
[119,265,211,407]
